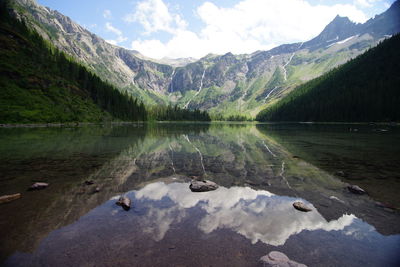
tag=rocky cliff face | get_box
[11,0,173,102]
[166,1,399,115]
[10,0,400,116]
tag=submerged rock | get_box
[335,170,346,177]
[94,187,101,193]
[116,196,131,211]
[260,251,307,267]
[189,180,219,192]
[375,201,396,211]
[293,201,312,212]
[0,193,21,204]
[347,184,366,195]
[329,195,345,204]
[28,182,49,190]
[244,180,259,186]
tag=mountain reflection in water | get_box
[1,123,399,266]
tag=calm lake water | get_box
[0,123,399,266]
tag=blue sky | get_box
[36,0,395,59]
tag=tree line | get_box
[0,0,211,123]
[149,105,211,121]
[256,34,400,122]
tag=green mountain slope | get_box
[256,34,400,122]
[10,0,399,120]
[0,1,146,123]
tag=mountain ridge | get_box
[0,1,147,123]
[256,34,400,122]
[8,0,400,118]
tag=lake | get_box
[0,123,399,266]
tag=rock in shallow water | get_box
[28,182,49,190]
[260,251,307,267]
[335,170,346,177]
[116,196,131,211]
[189,180,219,192]
[293,201,312,212]
[0,193,21,204]
[347,184,366,195]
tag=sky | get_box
[36,0,395,59]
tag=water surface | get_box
[0,123,399,266]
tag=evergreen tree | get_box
[256,34,400,122]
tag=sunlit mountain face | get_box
[9,0,400,117]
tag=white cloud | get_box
[129,0,369,59]
[124,0,186,34]
[105,22,122,36]
[355,0,373,7]
[103,9,112,19]
[355,0,387,8]
[105,22,127,45]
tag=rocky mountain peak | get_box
[331,14,351,23]
[8,0,400,113]
[306,15,359,48]
[361,0,400,37]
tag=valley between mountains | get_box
[2,0,400,121]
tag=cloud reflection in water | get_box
[134,182,356,245]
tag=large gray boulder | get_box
[189,180,219,192]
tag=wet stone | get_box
[260,251,307,267]
[0,193,21,204]
[116,196,131,211]
[28,182,49,190]
[293,201,312,212]
[335,171,346,177]
[347,184,366,195]
[189,180,219,192]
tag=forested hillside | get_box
[149,105,210,121]
[256,34,400,122]
[0,1,147,123]
[10,0,399,118]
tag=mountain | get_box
[256,34,400,122]
[7,0,400,118]
[156,57,197,67]
[303,1,400,50]
[169,1,399,117]
[9,0,174,106]
[0,1,147,123]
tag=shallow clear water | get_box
[0,123,399,266]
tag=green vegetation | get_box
[0,1,146,123]
[256,34,400,122]
[210,114,253,121]
[0,1,211,124]
[149,105,211,121]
